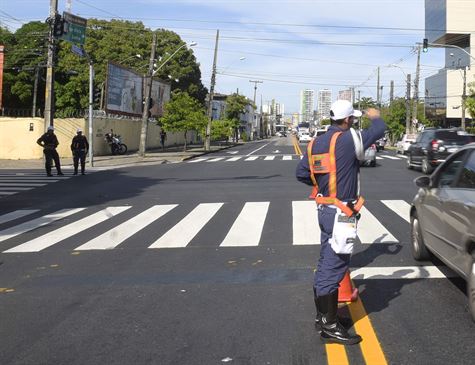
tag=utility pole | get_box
[357,90,361,131]
[32,66,40,117]
[44,0,58,130]
[139,32,157,157]
[462,66,467,130]
[88,59,94,167]
[389,80,394,104]
[412,45,421,134]
[249,80,263,141]
[405,74,412,134]
[205,30,219,151]
[376,67,380,107]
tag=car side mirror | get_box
[414,176,431,188]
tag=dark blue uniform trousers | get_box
[314,205,351,297]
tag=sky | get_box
[0,0,449,115]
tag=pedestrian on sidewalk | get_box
[70,128,89,175]
[36,125,64,177]
[160,129,167,151]
[296,101,386,345]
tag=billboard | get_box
[105,62,143,117]
[149,79,171,118]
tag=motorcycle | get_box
[104,130,128,155]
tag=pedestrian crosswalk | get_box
[0,200,411,254]
[0,172,72,198]
[188,154,408,163]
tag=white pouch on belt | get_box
[329,209,358,254]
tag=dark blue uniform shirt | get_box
[296,118,386,201]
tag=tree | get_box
[210,120,234,141]
[160,92,207,151]
[466,82,475,131]
[225,93,252,141]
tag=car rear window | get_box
[434,131,471,144]
[457,151,475,189]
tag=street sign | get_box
[71,44,84,57]
[61,12,87,45]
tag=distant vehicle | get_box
[360,144,377,167]
[375,137,387,152]
[407,128,472,174]
[396,134,417,155]
[275,131,287,137]
[299,132,312,143]
[410,142,475,321]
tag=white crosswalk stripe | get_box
[244,156,259,161]
[264,156,275,160]
[5,207,130,253]
[0,200,410,253]
[75,205,177,250]
[283,155,293,160]
[226,157,241,162]
[380,155,400,160]
[220,202,269,246]
[207,157,225,162]
[0,172,73,198]
[149,203,223,248]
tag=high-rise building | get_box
[425,0,474,127]
[317,89,332,121]
[338,89,353,102]
[300,89,315,122]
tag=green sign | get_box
[61,12,87,45]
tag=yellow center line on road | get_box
[348,298,388,365]
[325,343,349,365]
[292,135,302,156]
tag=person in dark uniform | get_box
[70,128,89,175]
[160,129,167,151]
[37,125,64,177]
[296,100,386,345]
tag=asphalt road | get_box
[0,136,474,365]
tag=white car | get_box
[396,134,417,154]
[299,133,312,143]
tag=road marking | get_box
[358,206,398,243]
[264,156,275,161]
[399,155,408,159]
[351,265,457,279]
[0,208,84,243]
[0,183,46,186]
[245,156,259,161]
[4,207,130,253]
[376,156,383,160]
[282,155,293,160]
[247,142,270,156]
[220,202,269,246]
[348,298,388,365]
[292,201,320,245]
[0,210,39,225]
[0,192,17,195]
[207,157,225,162]
[0,187,33,191]
[226,157,241,162]
[381,200,411,223]
[149,203,223,248]
[75,205,177,250]
[187,158,208,163]
[226,151,238,154]
[325,344,349,365]
[380,155,400,160]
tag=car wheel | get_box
[411,212,431,261]
[421,158,434,175]
[407,155,414,169]
[469,255,475,322]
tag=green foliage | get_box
[160,92,207,150]
[320,119,331,126]
[240,130,248,142]
[466,81,475,120]
[225,93,250,127]
[210,120,233,141]
[1,19,207,114]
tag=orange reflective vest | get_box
[307,131,364,217]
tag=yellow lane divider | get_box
[326,343,349,365]
[292,135,303,156]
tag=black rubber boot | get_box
[319,291,361,345]
[314,288,351,333]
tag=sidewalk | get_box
[0,143,239,170]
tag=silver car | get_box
[411,143,475,321]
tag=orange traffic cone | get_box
[338,270,358,303]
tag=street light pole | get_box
[44,0,58,130]
[249,80,263,141]
[462,66,467,130]
[205,30,219,151]
[88,60,94,167]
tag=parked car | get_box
[396,133,417,154]
[360,144,377,167]
[407,128,472,174]
[375,137,387,152]
[410,143,475,321]
[299,132,312,143]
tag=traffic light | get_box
[53,14,64,38]
[93,87,101,105]
[423,38,428,53]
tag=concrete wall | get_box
[0,117,198,159]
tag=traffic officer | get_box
[36,125,64,177]
[296,100,386,345]
[70,128,89,175]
